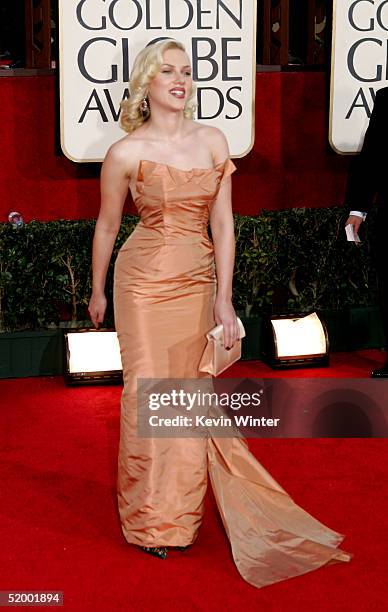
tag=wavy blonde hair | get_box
[120,39,197,133]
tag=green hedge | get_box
[0,207,379,332]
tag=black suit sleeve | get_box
[344,87,386,214]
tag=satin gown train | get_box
[113,158,352,588]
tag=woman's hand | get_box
[88,292,107,329]
[213,297,239,349]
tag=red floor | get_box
[233,348,387,378]
[0,351,387,611]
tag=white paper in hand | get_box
[345,224,361,243]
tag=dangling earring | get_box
[140,97,149,114]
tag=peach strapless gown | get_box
[113,158,352,588]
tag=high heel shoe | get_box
[140,546,168,560]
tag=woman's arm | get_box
[88,143,130,328]
[208,128,239,349]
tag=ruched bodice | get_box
[116,158,236,289]
[123,158,236,245]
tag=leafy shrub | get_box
[0,208,378,332]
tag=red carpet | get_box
[0,351,387,611]
[233,348,387,378]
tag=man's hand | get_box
[345,215,363,244]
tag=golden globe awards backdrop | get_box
[58,0,257,162]
[330,0,388,153]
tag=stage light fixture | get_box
[262,312,329,369]
[63,328,123,385]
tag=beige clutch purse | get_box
[198,317,246,376]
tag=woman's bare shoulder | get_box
[103,132,145,177]
[192,122,227,140]
[104,133,141,160]
[193,122,230,161]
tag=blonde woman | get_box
[88,39,351,588]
